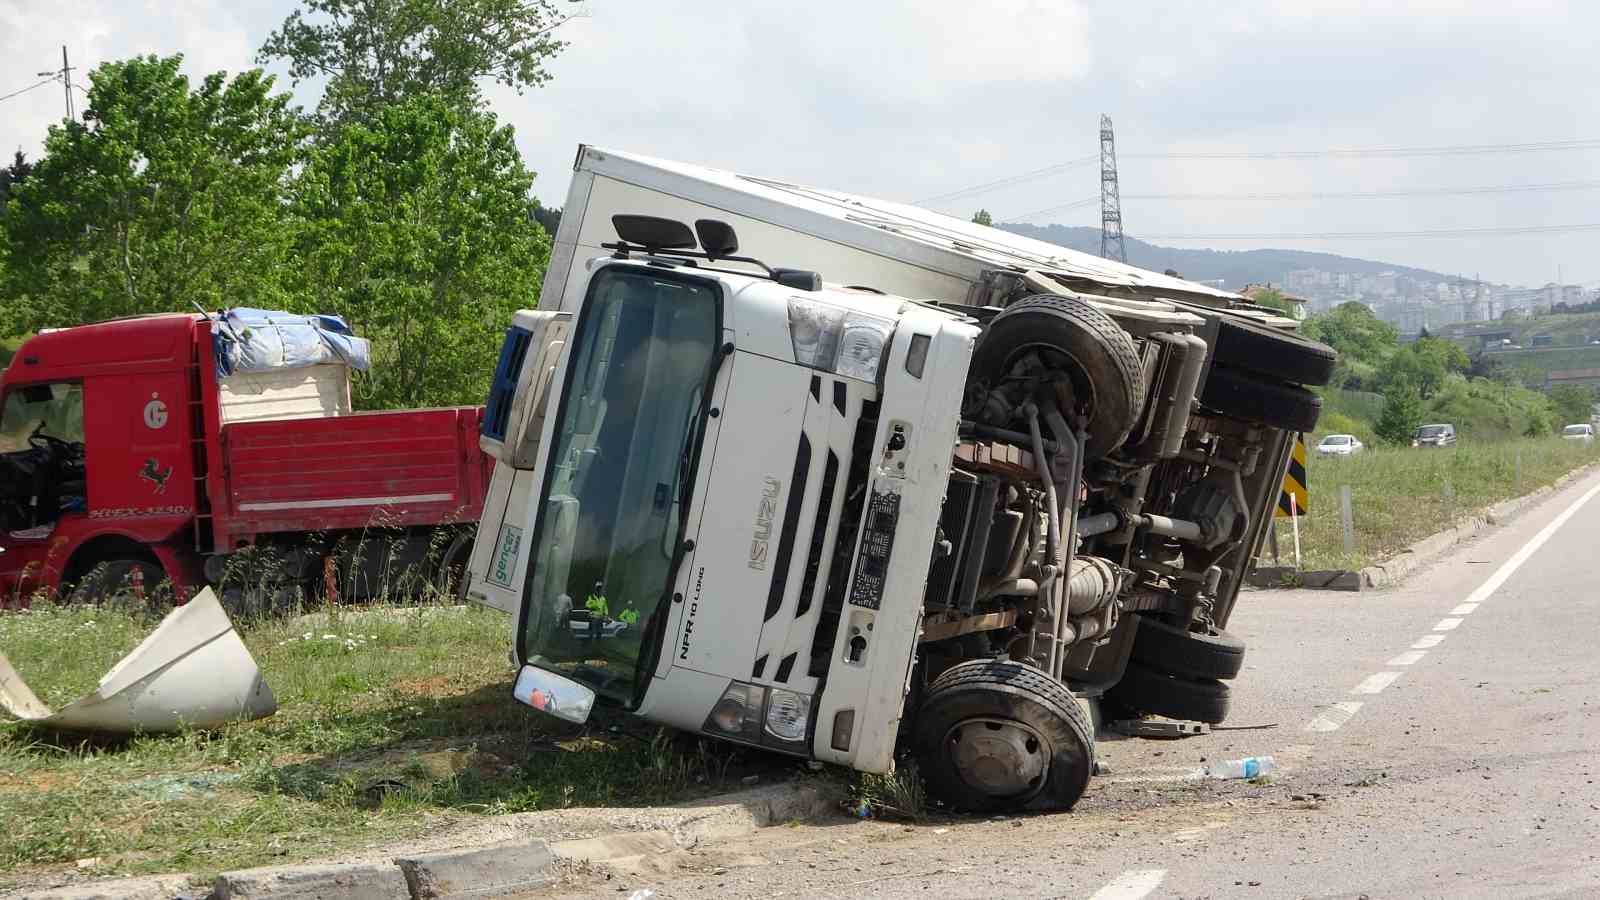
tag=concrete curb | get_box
[1248,462,1599,593]
[22,781,844,900]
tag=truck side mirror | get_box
[694,220,739,259]
[480,310,574,469]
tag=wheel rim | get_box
[944,716,1051,802]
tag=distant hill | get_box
[999,223,1455,289]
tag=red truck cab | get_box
[1,313,490,607]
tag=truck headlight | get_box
[764,688,811,742]
[704,682,764,741]
[788,298,893,382]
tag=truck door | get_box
[82,371,194,525]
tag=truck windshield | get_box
[519,266,720,707]
[0,383,85,452]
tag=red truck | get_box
[0,312,491,608]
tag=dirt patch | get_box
[392,675,456,696]
[0,770,76,791]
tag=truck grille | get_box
[748,375,878,690]
[482,326,532,442]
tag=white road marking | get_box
[1088,869,1167,900]
[1352,671,1403,694]
[1304,700,1364,732]
[1458,479,1600,606]
[1293,479,1599,745]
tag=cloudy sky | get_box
[3,0,1597,285]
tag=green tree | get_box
[260,0,574,127]
[971,209,992,226]
[1548,384,1595,426]
[290,96,550,409]
[1374,381,1424,445]
[1378,336,1469,399]
[1247,287,1298,318]
[1301,301,1398,367]
[1,56,304,333]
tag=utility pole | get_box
[1099,114,1127,264]
[37,45,73,121]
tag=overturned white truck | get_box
[468,147,1334,811]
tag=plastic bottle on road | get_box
[1205,755,1276,779]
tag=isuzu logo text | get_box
[749,477,781,570]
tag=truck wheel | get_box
[913,659,1094,812]
[1210,316,1338,387]
[434,531,474,601]
[67,559,170,612]
[971,294,1145,460]
[1129,614,1246,681]
[1198,366,1323,433]
[1104,661,1231,724]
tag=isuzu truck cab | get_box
[469,150,1335,811]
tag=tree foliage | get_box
[290,95,549,409]
[0,152,32,210]
[260,0,574,126]
[1,56,305,333]
[1377,336,1470,399]
[971,209,992,226]
[1548,384,1595,427]
[1374,382,1424,445]
[1301,301,1398,367]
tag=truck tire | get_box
[1199,366,1323,433]
[67,558,170,612]
[913,658,1095,813]
[1210,316,1337,387]
[1104,661,1231,724]
[970,294,1144,460]
[1129,615,1246,681]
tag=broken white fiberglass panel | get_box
[0,588,276,734]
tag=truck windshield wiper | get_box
[635,341,734,708]
[672,341,734,530]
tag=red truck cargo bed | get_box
[219,407,490,544]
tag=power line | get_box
[1003,179,1600,222]
[0,77,59,104]
[919,137,1600,206]
[915,155,1097,204]
[1125,138,1600,161]
[1144,223,1600,241]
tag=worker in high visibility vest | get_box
[585,581,608,640]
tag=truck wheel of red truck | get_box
[913,659,1095,813]
[67,558,171,612]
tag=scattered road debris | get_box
[0,588,275,733]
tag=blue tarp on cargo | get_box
[212,308,371,379]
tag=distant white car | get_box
[1561,424,1594,443]
[1316,433,1364,456]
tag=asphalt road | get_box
[538,467,1600,900]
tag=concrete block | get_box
[396,840,554,899]
[213,863,407,900]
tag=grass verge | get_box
[1269,437,1599,572]
[0,600,786,887]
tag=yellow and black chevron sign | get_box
[1276,434,1309,518]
